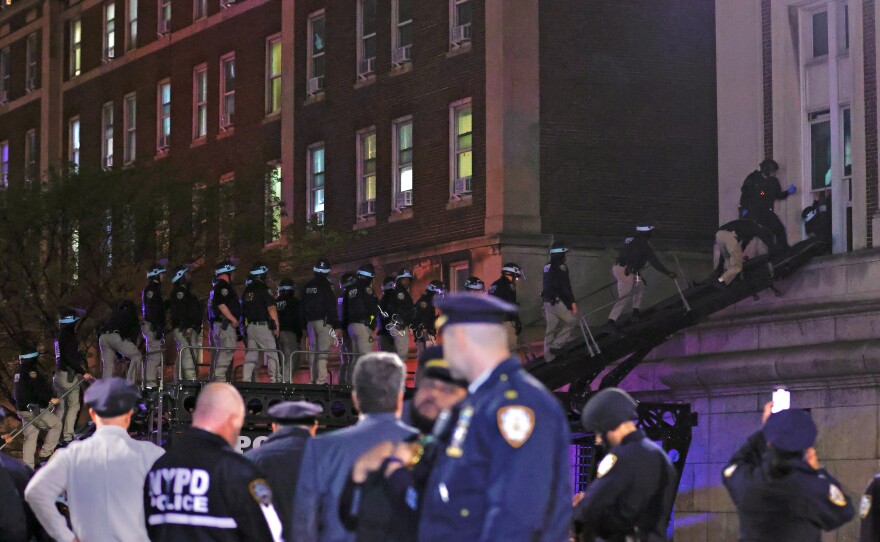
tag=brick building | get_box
[0,0,718,334]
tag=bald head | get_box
[192,383,246,447]
[442,323,510,383]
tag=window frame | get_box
[392,116,413,210]
[25,33,38,91]
[126,0,138,51]
[157,0,171,35]
[0,47,10,101]
[307,10,326,95]
[0,140,8,188]
[356,127,378,220]
[265,35,281,116]
[194,0,207,21]
[449,0,472,46]
[24,129,37,182]
[219,53,235,130]
[123,92,136,164]
[357,0,377,77]
[70,18,82,78]
[103,1,117,61]
[157,79,171,153]
[449,98,473,197]
[68,116,81,168]
[193,64,208,140]
[307,143,326,226]
[448,260,470,292]
[392,0,413,64]
[102,101,114,169]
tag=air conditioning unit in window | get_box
[395,190,413,209]
[220,113,235,130]
[157,19,171,36]
[307,76,324,96]
[450,24,472,45]
[453,177,472,196]
[314,211,325,226]
[220,0,237,8]
[358,199,376,217]
[104,155,114,169]
[358,57,376,78]
[157,135,170,152]
[392,45,412,66]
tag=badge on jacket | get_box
[829,484,848,507]
[497,406,535,448]
[249,479,273,506]
[597,454,617,478]
[146,291,154,299]
[861,495,872,519]
[397,293,405,300]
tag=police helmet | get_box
[147,263,167,278]
[427,280,445,294]
[357,263,376,279]
[464,276,485,291]
[59,308,80,326]
[397,268,414,280]
[278,278,295,292]
[19,349,39,364]
[171,265,189,284]
[802,206,818,223]
[580,388,638,434]
[382,275,398,292]
[635,220,656,233]
[313,258,331,274]
[250,261,269,277]
[215,259,237,276]
[501,263,524,278]
[549,241,569,254]
[340,272,358,289]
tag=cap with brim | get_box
[434,294,518,331]
[267,401,324,424]
[84,377,140,418]
[763,409,817,452]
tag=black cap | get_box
[549,241,569,254]
[267,401,323,424]
[357,263,375,278]
[580,388,638,433]
[418,346,467,388]
[19,349,39,363]
[760,159,780,173]
[84,377,140,417]
[171,265,189,284]
[340,272,357,289]
[397,268,414,280]
[434,294,518,330]
[215,259,237,275]
[763,409,817,452]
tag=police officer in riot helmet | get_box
[209,260,242,382]
[377,274,398,354]
[98,299,142,382]
[463,276,485,293]
[384,269,415,360]
[573,388,677,542]
[54,308,95,446]
[168,265,202,381]
[413,280,445,363]
[302,258,340,385]
[345,264,380,378]
[337,272,358,385]
[276,279,303,381]
[14,350,62,470]
[241,262,281,383]
[542,241,577,361]
[141,263,167,387]
[489,263,524,352]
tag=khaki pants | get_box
[244,323,280,382]
[19,409,61,469]
[392,329,410,361]
[608,264,645,322]
[278,331,301,382]
[172,328,200,380]
[98,332,143,382]
[503,321,519,352]
[714,230,743,285]
[543,302,576,361]
[212,322,237,382]
[140,321,163,386]
[307,320,332,384]
[345,323,374,385]
[52,372,81,441]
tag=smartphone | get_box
[771,389,790,413]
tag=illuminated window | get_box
[266,37,281,114]
[308,144,325,225]
[194,65,207,139]
[393,117,413,209]
[356,129,377,219]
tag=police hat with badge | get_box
[171,264,191,285]
[434,293,519,331]
[147,261,168,279]
[417,345,467,388]
[278,278,295,292]
[266,401,323,426]
[84,377,141,418]
[58,307,85,326]
[250,261,270,279]
[215,259,237,276]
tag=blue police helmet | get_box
[580,388,638,434]
[763,409,817,453]
[250,261,269,277]
[549,241,569,254]
[171,265,189,284]
[427,280,445,294]
[464,276,485,291]
[314,258,331,274]
[58,308,81,325]
[340,272,357,289]
[357,263,375,279]
[636,220,656,233]
[278,278,295,292]
[215,259,237,276]
[147,263,167,278]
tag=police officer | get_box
[803,191,832,249]
[385,268,415,361]
[241,262,281,383]
[723,403,854,541]
[489,263,524,352]
[573,388,677,541]
[337,272,359,384]
[246,401,322,542]
[54,309,96,445]
[713,218,781,286]
[168,265,203,381]
[414,280,444,361]
[276,278,303,381]
[418,295,571,541]
[302,258,339,385]
[859,473,880,541]
[141,263,167,387]
[740,159,796,249]
[377,274,399,354]
[210,260,242,382]
[542,241,577,361]
[98,299,142,381]
[14,350,62,469]
[346,264,380,372]
[463,276,485,293]
[144,383,283,541]
[405,345,468,433]
[607,223,676,329]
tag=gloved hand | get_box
[740,208,749,217]
[787,184,797,195]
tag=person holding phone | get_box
[722,401,854,541]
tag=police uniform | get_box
[419,295,571,542]
[489,264,523,352]
[141,268,167,386]
[574,388,676,541]
[276,280,303,381]
[739,166,793,249]
[385,270,415,360]
[608,226,675,324]
[345,270,380,379]
[241,269,280,382]
[99,300,143,381]
[54,312,90,442]
[245,401,321,542]
[413,287,440,360]
[210,275,241,382]
[0,407,48,542]
[859,474,880,541]
[542,244,576,361]
[168,270,203,380]
[714,219,780,286]
[378,275,399,354]
[144,427,283,542]
[302,259,339,385]
[723,409,854,541]
[14,352,62,469]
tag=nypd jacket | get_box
[55,326,87,376]
[144,428,283,542]
[345,279,380,328]
[541,260,576,309]
[276,292,303,338]
[386,286,415,327]
[488,276,521,325]
[169,281,203,332]
[210,279,241,323]
[302,275,339,324]
[142,279,166,331]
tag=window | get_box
[809,110,831,190]
[158,0,171,35]
[157,80,171,151]
[24,129,37,182]
[393,0,413,64]
[0,141,8,188]
[358,0,376,77]
[308,144,325,225]
[812,11,829,58]
[265,164,282,244]
[102,101,114,169]
[193,65,207,139]
[70,18,82,77]
[220,54,235,129]
[450,99,473,195]
[266,37,281,115]
[0,47,9,102]
[840,4,850,53]
[393,117,413,209]
[219,173,235,254]
[448,261,469,292]
[127,0,138,50]
[357,129,377,218]
[68,117,80,168]
[104,2,116,61]
[307,11,325,95]
[843,107,852,178]
[450,0,472,46]
[192,183,208,258]
[25,33,38,91]
[124,93,136,163]
[194,0,206,20]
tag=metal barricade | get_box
[177,345,287,383]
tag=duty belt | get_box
[248,321,269,326]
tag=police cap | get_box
[763,409,817,453]
[313,258,331,274]
[418,346,467,388]
[215,259,237,276]
[382,275,398,292]
[84,377,141,418]
[434,294,518,330]
[397,268,414,280]
[340,272,357,289]
[147,263,167,278]
[580,387,638,434]
[427,280,445,294]
[250,261,269,276]
[59,307,82,325]
[464,276,485,291]
[171,265,189,284]
[357,263,375,278]
[267,401,323,424]
[549,241,569,254]
[18,349,39,363]
[636,221,656,233]
[501,263,524,278]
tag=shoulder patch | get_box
[397,292,405,300]
[829,484,848,507]
[488,285,497,294]
[559,264,568,272]
[497,405,535,449]
[723,464,737,478]
[420,301,428,308]
[146,290,154,299]
[176,291,184,300]
[249,479,273,506]
[543,264,551,273]
[861,495,873,519]
[348,289,358,298]
[14,373,20,382]
[624,237,634,244]
[221,288,229,297]
[366,287,373,295]
[597,454,617,478]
